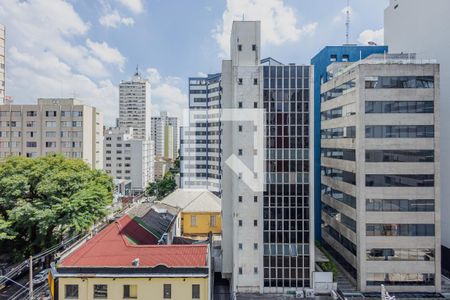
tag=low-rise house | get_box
[50,215,211,300]
[159,189,222,238]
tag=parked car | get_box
[32,269,49,285]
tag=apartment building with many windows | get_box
[151,111,178,160]
[320,54,440,292]
[104,127,153,193]
[118,70,151,140]
[0,98,103,169]
[221,21,314,295]
[180,73,222,195]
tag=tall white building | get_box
[0,24,5,104]
[384,0,450,273]
[320,54,440,292]
[104,127,153,192]
[151,111,178,160]
[180,73,222,195]
[0,98,103,169]
[118,69,151,140]
[221,21,314,295]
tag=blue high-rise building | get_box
[310,45,388,241]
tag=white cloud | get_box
[86,39,126,71]
[117,0,144,14]
[358,28,384,45]
[145,68,188,122]
[0,0,129,124]
[213,0,317,57]
[333,6,353,23]
[197,72,207,77]
[99,10,135,28]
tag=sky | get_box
[0,0,388,125]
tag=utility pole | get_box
[29,256,33,300]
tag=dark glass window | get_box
[321,167,356,185]
[366,174,434,187]
[321,80,356,102]
[365,76,434,89]
[365,125,434,138]
[321,184,356,208]
[366,224,435,236]
[163,284,171,299]
[365,101,434,113]
[322,203,356,232]
[321,126,356,139]
[192,284,200,299]
[65,285,78,298]
[366,248,435,261]
[93,284,107,299]
[322,225,357,255]
[123,285,137,299]
[321,148,355,161]
[365,150,434,162]
[366,199,434,212]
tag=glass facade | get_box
[321,184,356,208]
[321,167,356,185]
[365,76,434,89]
[321,103,356,120]
[322,203,356,232]
[365,125,434,138]
[365,150,434,163]
[262,65,311,288]
[321,126,356,139]
[365,101,433,114]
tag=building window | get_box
[239,243,243,250]
[330,54,337,62]
[254,196,258,202]
[238,149,243,156]
[192,284,200,299]
[45,111,57,117]
[27,111,37,117]
[210,215,216,227]
[252,44,256,51]
[238,78,243,85]
[238,196,242,202]
[123,284,137,299]
[342,54,349,62]
[65,284,78,299]
[191,215,197,227]
[238,125,243,132]
[254,267,258,274]
[239,267,243,275]
[254,102,258,108]
[238,220,242,227]
[253,78,258,85]
[254,220,257,227]
[238,102,243,108]
[93,284,107,299]
[238,44,242,51]
[163,284,171,299]
[254,243,258,250]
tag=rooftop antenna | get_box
[345,0,350,44]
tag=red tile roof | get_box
[60,215,208,268]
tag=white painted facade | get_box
[0,98,103,169]
[321,55,441,292]
[118,71,151,140]
[104,127,153,192]
[221,21,263,294]
[384,0,450,251]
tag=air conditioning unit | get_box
[304,288,314,297]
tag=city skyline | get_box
[0,0,388,124]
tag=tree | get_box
[146,171,177,200]
[0,155,113,260]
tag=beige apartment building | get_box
[0,98,103,169]
[0,24,5,104]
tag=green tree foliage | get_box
[146,171,177,200]
[0,155,113,260]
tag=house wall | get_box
[182,212,222,235]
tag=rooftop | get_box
[60,215,208,268]
[160,189,221,213]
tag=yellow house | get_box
[159,189,222,237]
[50,215,211,300]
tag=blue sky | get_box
[0,0,388,124]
